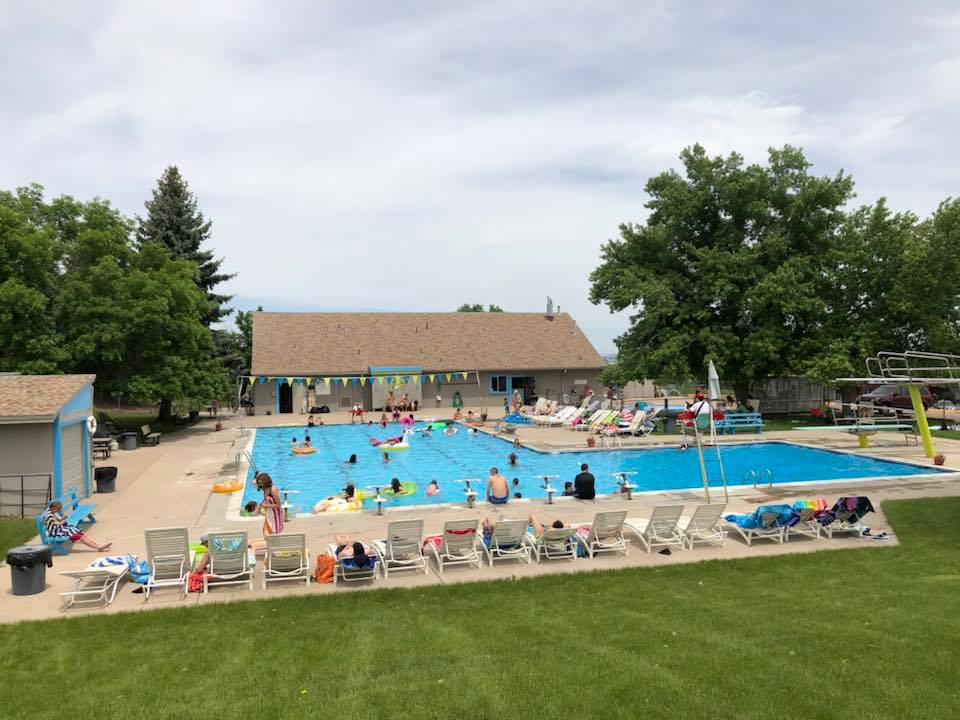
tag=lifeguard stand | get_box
[838,351,960,458]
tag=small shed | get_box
[0,374,97,517]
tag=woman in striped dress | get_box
[41,501,112,551]
[257,473,284,535]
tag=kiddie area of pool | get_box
[240,423,947,514]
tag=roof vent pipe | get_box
[546,296,554,320]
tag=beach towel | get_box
[312,554,335,583]
[89,554,150,584]
[725,504,795,529]
[819,496,875,526]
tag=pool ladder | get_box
[745,468,773,489]
[235,450,258,474]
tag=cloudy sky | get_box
[2,2,958,353]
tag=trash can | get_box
[95,466,118,493]
[120,432,138,450]
[6,545,52,596]
[663,417,676,434]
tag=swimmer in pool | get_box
[426,479,440,496]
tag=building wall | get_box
[0,423,54,517]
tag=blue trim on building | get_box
[51,416,62,498]
[369,366,422,374]
[275,379,281,415]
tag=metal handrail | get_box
[0,474,52,518]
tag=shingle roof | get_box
[251,312,605,376]
[0,374,96,422]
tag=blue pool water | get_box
[243,423,942,512]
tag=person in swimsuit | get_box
[528,513,566,541]
[426,479,440,496]
[388,477,407,495]
[454,408,463,421]
[346,454,357,464]
[486,467,509,504]
[257,473,284,535]
[333,535,370,567]
[379,413,388,428]
[40,501,112,551]
[508,452,518,466]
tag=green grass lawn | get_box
[1,497,958,719]
[0,518,38,558]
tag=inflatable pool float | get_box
[313,496,363,513]
[370,434,403,447]
[502,412,533,425]
[380,429,413,450]
[383,481,417,496]
[428,421,447,430]
[292,446,317,455]
[399,416,415,428]
[212,480,243,493]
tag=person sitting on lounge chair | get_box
[487,467,509,504]
[334,535,371,567]
[41,501,112,552]
[528,513,566,538]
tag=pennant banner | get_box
[459,372,469,380]
[445,373,452,381]
[359,377,367,386]
[428,374,435,383]
[376,376,384,385]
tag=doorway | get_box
[279,382,293,413]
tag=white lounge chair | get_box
[727,510,786,545]
[204,531,253,593]
[603,412,643,436]
[59,565,127,609]
[144,526,190,599]
[679,503,727,548]
[262,533,310,589]
[482,519,531,566]
[626,505,686,553]
[575,510,629,557]
[527,524,578,562]
[535,406,577,426]
[376,519,429,577]
[785,506,822,541]
[423,519,483,573]
[570,409,603,431]
[327,543,381,584]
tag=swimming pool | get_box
[241,423,944,512]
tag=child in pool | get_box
[426,479,440,496]
[389,477,407,495]
[244,500,259,514]
[379,413,388,428]
[512,477,520,488]
[382,452,390,463]
[508,452,518,466]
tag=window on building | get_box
[490,375,507,393]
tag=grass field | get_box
[0,518,38,558]
[1,497,958,719]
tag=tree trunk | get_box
[733,381,750,404]
[158,398,172,422]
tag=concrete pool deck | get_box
[2,408,959,624]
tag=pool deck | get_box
[3,407,959,624]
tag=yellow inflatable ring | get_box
[212,480,243,493]
[292,446,317,455]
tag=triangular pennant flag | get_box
[286,377,296,386]
[350,377,358,385]
[444,373,452,381]
[428,374,435,383]
[459,372,469,380]
[376,376,384,385]
[257,376,266,384]
[410,376,419,385]
[337,377,345,386]
[359,377,367,386]
[420,375,428,384]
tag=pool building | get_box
[249,311,605,415]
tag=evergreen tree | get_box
[136,166,234,324]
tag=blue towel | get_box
[725,504,795,529]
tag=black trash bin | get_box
[6,545,52,596]
[95,466,118,493]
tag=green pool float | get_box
[383,481,417,496]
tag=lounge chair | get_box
[527,524,578,562]
[785,500,825,541]
[262,533,310,589]
[535,406,577,426]
[575,510,629,557]
[626,505,686,553]
[482,519,532,566]
[423,519,483,573]
[376,519,429,577]
[590,411,621,434]
[59,565,127,609]
[530,398,548,415]
[632,407,661,436]
[327,543,381,584]
[819,496,874,538]
[570,409,604,431]
[603,412,643,436]
[724,505,793,545]
[204,531,253,593]
[678,503,727,548]
[143,527,190,599]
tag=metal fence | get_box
[0,474,52,518]
[749,378,827,415]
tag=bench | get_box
[716,412,765,434]
[141,424,162,445]
[34,488,98,555]
[92,437,112,459]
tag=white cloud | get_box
[1,1,959,353]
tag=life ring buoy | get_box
[86,416,98,434]
[213,480,243,493]
[292,447,317,455]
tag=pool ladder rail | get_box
[537,475,560,504]
[745,468,773,489]
[235,450,258,475]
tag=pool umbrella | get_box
[707,360,722,401]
